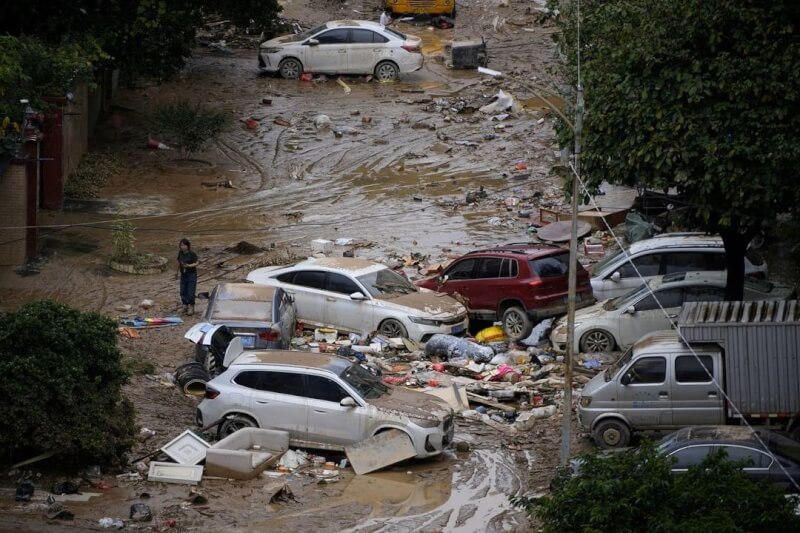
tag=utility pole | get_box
[560,84,584,464]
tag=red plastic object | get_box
[300,73,313,82]
[431,363,446,372]
[515,162,527,170]
[383,375,408,385]
[427,379,440,388]
[245,118,258,130]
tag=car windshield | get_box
[606,347,633,381]
[591,248,626,275]
[340,363,388,399]
[357,268,417,296]
[606,281,651,311]
[283,24,327,42]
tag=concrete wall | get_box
[62,83,90,183]
[0,162,28,265]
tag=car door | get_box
[601,253,664,300]
[349,29,389,74]
[617,287,684,348]
[305,28,349,73]
[464,257,508,314]
[276,270,327,327]
[323,272,373,333]
[235,370,308,442]
[668,444,715,472]
[437,258,477,308]
[671,354,724,425]
[617,355,673,428]
[303,373,370,446]
[719,445,773,485]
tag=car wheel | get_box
[502,306,533,341]
[580,329,615,353]
[378,318,408,338]
[593,419,631,449]
[374,61,400,82]
[218,414,257,438]
[279,58,303,80]
[195,347,223,377]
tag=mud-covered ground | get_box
[0,1,594,530]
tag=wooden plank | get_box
[466,391,516,413]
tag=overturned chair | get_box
[205,428,289,480]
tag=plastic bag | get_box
[425,334,495,363]
[624,210,656,243]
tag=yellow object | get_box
[387,0,455,16]
[475,325,507,343]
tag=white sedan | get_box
[258,20,423,81]
[246,257,468,342]
[551,271,795,353]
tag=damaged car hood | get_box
[375,291,465,318]
[369,387,452,422]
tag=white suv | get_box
[197,350,455,457]
[590,233,768,301]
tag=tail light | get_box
[205,387,220,400]
[259,331,279,342]
[402,44,421,54]
[529,279,543,287]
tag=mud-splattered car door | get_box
[303,373,369,446]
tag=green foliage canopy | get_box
[554,0,800,298]
[0,301,136,467]
[515,442,800,533]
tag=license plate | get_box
[451,324,466,335]
[239,335,255,348]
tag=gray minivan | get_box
[578,330,724,448]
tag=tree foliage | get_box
[0,301,136,467]
[154,100,229,156]
[553,0,800,298]
[1,0,283,80]
[514,442,800,533]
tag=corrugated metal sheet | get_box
[678,301,800,416]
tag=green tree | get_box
[514,442,800,532]
[553,0,800,299]
[0,301,136,467]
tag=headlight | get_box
[579,396,592,408]
[260,47,281,54]
[408,316,442,326]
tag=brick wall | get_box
[0,162,28,265]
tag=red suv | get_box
[416,243,595,340]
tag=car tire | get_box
[279,58,303,80]
[580,329,615,353]
[378,318,408,338]
[374,61,400,82]
[218,414,257,438]
[502,306,533,341]
[195,347,223,377]
[593,419,631,449]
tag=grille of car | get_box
[408,0,436,6]
[440,314,466,325]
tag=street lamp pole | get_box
[560,84,584,464]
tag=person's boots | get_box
[183,304,189,314]
[188,305,195,316]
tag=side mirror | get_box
[436,274,449,288]
[624,306,636,315]
[307,38,319,46]
[340,397,356,407]
[349,292,368,301]
[610,271,621,282]
[621,373,631,386]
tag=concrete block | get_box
[311,239,334,254]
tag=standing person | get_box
[380,8,392,27]
[176,238,199,315]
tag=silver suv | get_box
[197,350,455,458]
[590,233,768,301]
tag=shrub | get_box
[0,301,136,467]
[154,100,228,157]
[514,441,800,533]
[64,151,122,199]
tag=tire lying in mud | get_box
[174,361,211,396]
